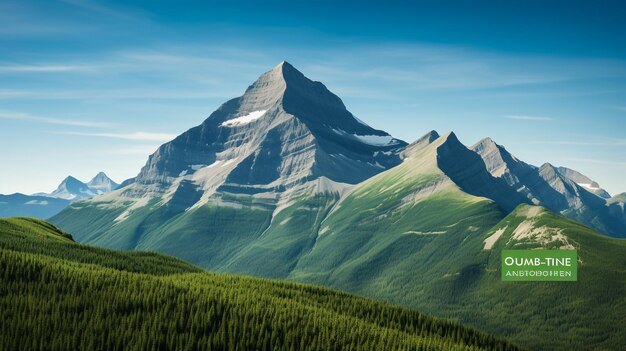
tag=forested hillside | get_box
[0,217,520,351]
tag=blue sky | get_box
[1,0,625,195]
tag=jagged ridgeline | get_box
[0,218,520,351]
[50,62,626,349]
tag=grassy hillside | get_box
[289,136,626,350]
[475,205,626,349]
[0,217,520,351]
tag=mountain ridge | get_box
[49,61,626,349]
[471,137,624,237]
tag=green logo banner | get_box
[501,250,577,281]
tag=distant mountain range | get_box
[1,172,118,219]
[35,171,119,200]
[44,62,626,349]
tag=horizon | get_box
[1,0,625,195]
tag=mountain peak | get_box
[540,162,556,172]
[51,176,93,200]
[134,61,405,199]
[87,172,119,194]
[401,130,440,159]
[88,171,112,183]
[423,130,440,142]
[556,166,611,199]
[435,131,528,212]
[61,176,83,185]
[275,60,293,70]
[439,131,460,145]
[473,137,498,149]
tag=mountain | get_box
[471,137,625,237]
[0,193,70,219]
[1,172,119,220]
[47,176,96,200]
[86,171,119,194]
[133,61,403,190]
[51,61,406,259]
[556,166,611,198]
[0,217,519,351]
[289,133,626,350]
[45,172,118,200]
[607,193,626,229]
[51,62,626,349]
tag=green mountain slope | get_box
[49,133,626,350]
[288,135,626,350]
[0,217,520,351]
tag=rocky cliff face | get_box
[90,62,406,222]
[472,138,624,237]
[136,62,403,192]
[437,134,529,212]
[556,166,611,199]
[51,62,624,250]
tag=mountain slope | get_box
[289,133,626,350]
[556,166,611,198]
[0,217,519,351]
[49,62,626,349]
[51,62,406,264]
[471,137,624,237]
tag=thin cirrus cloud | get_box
[0,110,110,128]
[504,115,554,121]
[564,157,626,166]
[0,64,94,72]
[0,88,238,100]
[532,139,626,146]
[109,145,160,155]
[57,131,176,142]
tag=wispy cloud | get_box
[109,145,159,155]
[563,157,626,166]
[57,131,176,142]
[533,139,626,146]
[0,64,94,73]
[60,0,151,21]
[0,110,110,128]
[505,115,554,121]
[0,88,238,100]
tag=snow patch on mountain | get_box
[577,183,599,190]
[221,110,267,127]
[332,128,398,146]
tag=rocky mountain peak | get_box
[87,172,119,194]
[556,166,611,199]
[130,62,406,209]
[401,130,440,159]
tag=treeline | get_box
[0,218,521,351]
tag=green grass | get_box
[222,192,339,278]
[48,138,626,350]
[291,143,626,350]
[0,217,520,351]
[473,205,626,350]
